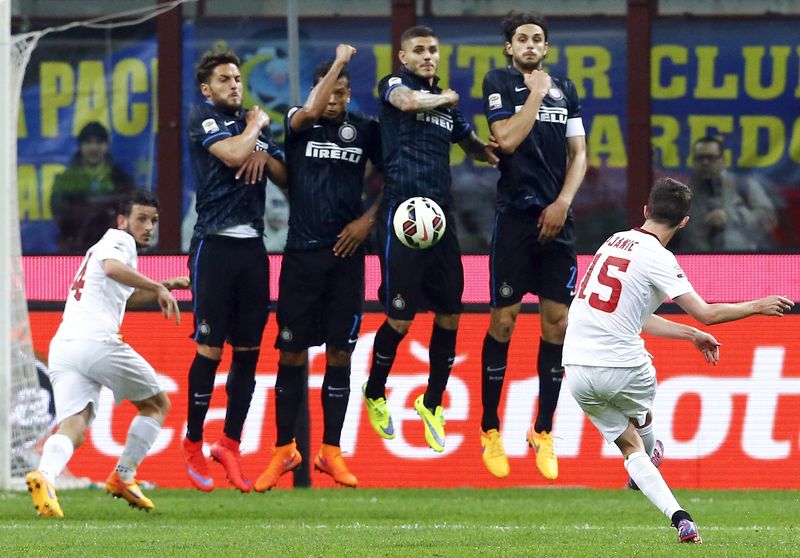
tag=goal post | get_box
[1,0,14,490]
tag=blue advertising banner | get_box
[17,17,799,253]
[16,30,158,253]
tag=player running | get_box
[26,190,188,517]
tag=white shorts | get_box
[564,361,656,443]
[48,337,162,425]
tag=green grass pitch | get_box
[1,487,798,557]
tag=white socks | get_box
[115,415,162,481]
[625,451,681,519]
[38,434,74,486]
[636,423,655,456]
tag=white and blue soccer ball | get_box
[392,196,446,249]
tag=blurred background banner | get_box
[17,16,800,254]
[17,26,157,253]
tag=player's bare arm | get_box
[457,131,499,166]
[333,164,383,258]
[128,276,190,309]
[209,106,270,167]
[537,134,587,243]
[103,259,181,323]
[674,291,794,326]
[388,86,458,113]
[642,315,721,364]
[235,149,287,187]
[292,44,356,133]
[489,70,550,154]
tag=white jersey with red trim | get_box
[54,228,137,342]
[563,228,694,367]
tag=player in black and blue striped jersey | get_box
[183,50,287,493]
[479,12,587,481]
[255,45,383,490]
[363,26,499,455]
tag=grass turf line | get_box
[1,488,798,557]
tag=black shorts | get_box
[376,205,464,320]
[275,247,364,353]
[490,208,577,307]
[188,235,270,348]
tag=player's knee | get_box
[155,392,171,419]
[490,318,515,341]
[387,318,412,335]
[434,313,460,330]
[541,315,568,341]
[326,348,352,367]
[279,351,307,367]
[197,344,223,361]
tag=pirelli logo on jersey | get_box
[537,106,568,124]
[416,109,453,131]
[305,141,363,163]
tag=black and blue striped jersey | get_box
[378,67,472,210]
[483,66,583,213]
[283,108,381,250]
[188,101,285,239]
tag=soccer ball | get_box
[392,196,446,249]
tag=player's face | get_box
[119,204,159,248]
[79,137,109,166]
[201,63,243,111]
[399,36,440,81]
[319,78,351,121]
[506,24,548,72]
[693,142,724,180]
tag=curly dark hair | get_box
[195,50,241,85]
[501,11,548,44]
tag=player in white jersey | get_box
[563,178,793,544]
[26,190,189,518]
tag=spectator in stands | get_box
[681,136,777,252]
[50,122,134,253]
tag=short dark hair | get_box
[195,50,241,85]
[78,121,109,144]
[647,178,692,227]
[118,189,159,217]
[502,11,549,44]
[693,136,724,154]
[400,25,437,48]
[313,61,350,86]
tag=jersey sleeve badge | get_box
[488,93,502,110]
[201,118,220,134]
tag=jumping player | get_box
[363,26,498,453]
[254,45,382,490]
[479,12,587,479]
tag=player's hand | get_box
[236,151,269,184]
[163,276,190,290]
[537,197,570,243]
[691,329,721,365]
[157,285,181,325]
[247,105,270,130]
[334,214,372,257]
[524,69,551,99]
[440,89,459,107]
[756,295,794,317]
[483,143,500,167]
[335,44,357,64]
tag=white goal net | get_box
[2,0,193,490]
